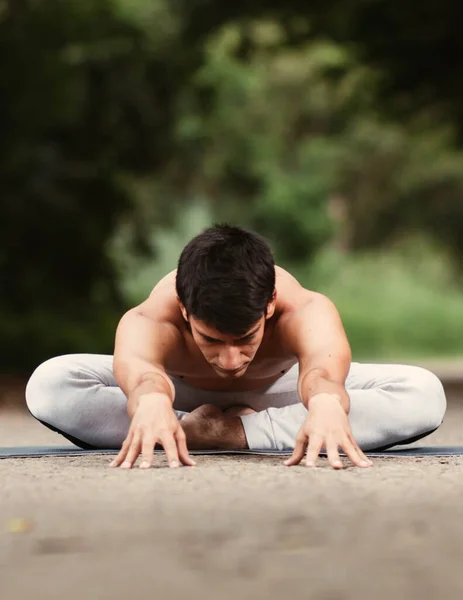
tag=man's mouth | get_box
[215,365,246,375]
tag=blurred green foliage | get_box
[298,240,463,361]
[2,0,463,371]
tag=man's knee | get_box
[405,366,447,431]
[25,354,78,422]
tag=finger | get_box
[284,434,307,467]
[139,434,156,470]
[341,436,369,468]
[176,429,196,467]
[326,437,343,469]
[110,431,133,468]
[305,435,324,467]
[161,433,180,468]
[349,435,373,467]
[121,430,142,469]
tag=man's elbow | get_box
[297,358,350,397]
[137,370,172,391]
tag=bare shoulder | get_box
[277,291,340,334]
[274,267,345,354]
[132,270,182,327]
[274,265,335,314]
[115,270,185,360]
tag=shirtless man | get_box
[25,225,447,470]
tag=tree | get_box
[177,0,463,137]
[0,0,187,370]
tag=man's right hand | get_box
[109,394,196,470]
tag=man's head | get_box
[176,224,276,378]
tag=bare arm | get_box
[282,294,371,469]
[111,305,194,469]
[284,294,352,413]
[113,307,180,417]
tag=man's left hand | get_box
[285,393,373,469]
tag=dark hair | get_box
[176,224,275,335]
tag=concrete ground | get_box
[2,399,463,600]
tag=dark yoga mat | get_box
[1,445,463,458]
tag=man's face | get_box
[187,316,266,378]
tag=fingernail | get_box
[361,460,370,467]
[306,461,314,468]
[170,461,179,468]
[109,461,115,467]
[121,461,131,469]
[140,461,150,469]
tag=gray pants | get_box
[25,354,447,451]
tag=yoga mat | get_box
[1,445,463,459]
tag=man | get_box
[25,225,447,470]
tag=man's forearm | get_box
[299,371,350,413]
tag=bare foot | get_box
[181,404,248,450]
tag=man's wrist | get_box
[138,391,172,404]
[130,391,173,417]
[307,392,343,411]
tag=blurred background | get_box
[2,0,463,383]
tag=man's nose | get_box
[218,346,243,370]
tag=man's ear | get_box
[177,297,189,322]
[265,289,277,320]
